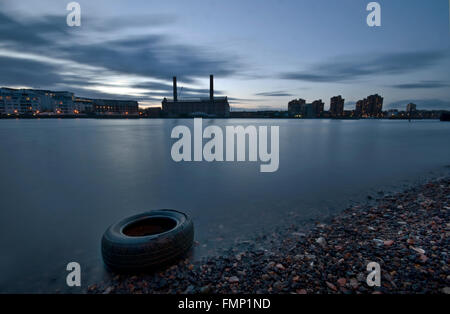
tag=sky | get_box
[0,0,449,110]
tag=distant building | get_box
[288,98,306,117]
[330,95,344,117]
[28,89,75,113]
[230,110,288,118]
[288,98,325,118]
[51,92,75,114]
[0,88,40,115]
[162,75,230,117]
[302,100,324,118]
[355,100,364,117]
[142,107,162,118]
[0,87,75,115]
[311,99,324,117]
[93,99,139,115]
[386,109,399,118]
[406,103,417,113]
[74,97,94,113]
[362,94,383,117]
[354,94,383,118]
[303,103,314,118]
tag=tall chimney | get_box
[173,76,177,102]
[210,75,214,101]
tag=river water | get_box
[0,118,449,292]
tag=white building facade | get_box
[0,88,75,115]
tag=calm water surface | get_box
[0,119,449,292]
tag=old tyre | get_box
[101,209,194,271]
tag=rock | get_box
[384,240,394,247]
[442,287,450,294]
[373,239,384,246]
[337,278,347,287]
[275,263,285,271]
[326,281,337,291]
[184,285,196,294]
[273,281,285,291]
[357,272,366,282]
[88,284,97,292]
[296,289,307,294]
[228,276,239,283]
[293,254,304,261]
[411,247,425,254]
[102,286,114,294]
[349,278,359,289]
[200,285,211,294]
[316,237,327,247]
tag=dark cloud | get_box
[59,34,237,83]
[387,99,450,110]
[66,86,147,101]
[254,91,293,97]
[0,12,240,100]
[133,82,223,97]
[0,13,62,48]
[281,51,448,83]
[0,56,62,87]
[390,80,450,89]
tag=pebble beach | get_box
[88,177,450,294]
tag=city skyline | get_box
[3,84,444,120]
[0,0,449,111]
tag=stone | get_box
[228,276,239,283]
[326,281,337,291]
[384,240,394,247]
[337,278,347,287]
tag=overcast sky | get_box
[0,0,449,110]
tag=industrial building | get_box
[92,99,139,115]
[162,75,230,118]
